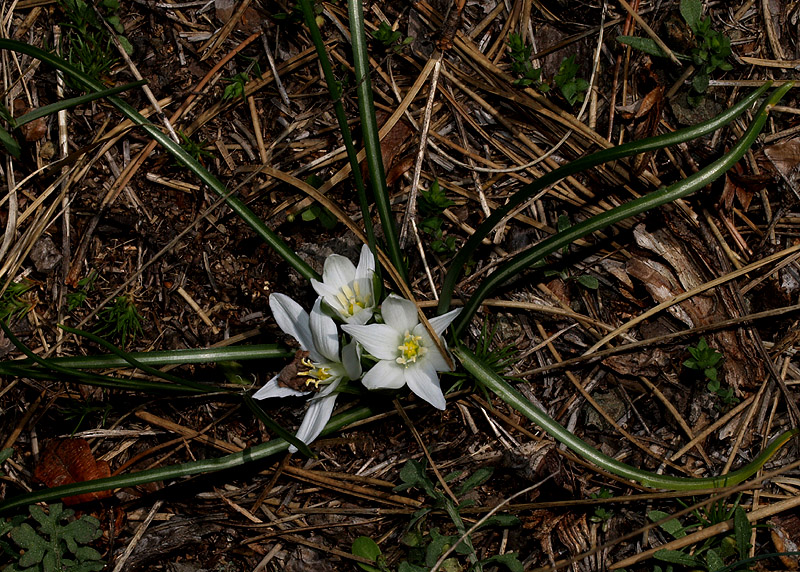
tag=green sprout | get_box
[94,294,143,349]
[507,33,549,91]
[419,180,457,255]
[618,0,732,103]
[553,55,589,106]
[371,22,413,53]
[65,271,97,312]
[684,338,736,404]
[0,280,36,322]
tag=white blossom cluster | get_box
[253,245,461,451]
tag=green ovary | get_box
[396,331,427,367]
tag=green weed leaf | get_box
[655,548,703,567]
[481,552,524,572]
[351,536,384,572]
[617,35,669,58]
[680,0,703,32]
[733,506,751,560]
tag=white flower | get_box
[311,244,376,324]
[253,293,360,452]
[342,294,461,410]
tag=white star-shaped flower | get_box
[253,293,360,451]
[342,294,461,410]
[311,244,376,324]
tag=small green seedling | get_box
[352,460,521,571]
[372,22,413,53]
[94,293,143,349]
[176,131,214,167]
[222,72,251,101]
[66,271,97,312]
[618,0,732,103]
[0,279,36,322]
[1,503,104,572]
[648,502,752,571]
[589,488,614,532]
[684,338,736,404]
[553,55,589,106]
[419,180,457,255]
[507,33,549,91]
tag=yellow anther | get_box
[298,357,331,387]
[396,330,427,367]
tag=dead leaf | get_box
[34,438,112,505]
[763,138,800,200]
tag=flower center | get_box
[298,357,332,388]
[396,330,427,367]
[335,281,371,317]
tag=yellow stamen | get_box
[298,357,332,388]
[396,330,427,367]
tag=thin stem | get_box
[437,83,772,316]
[0,39,317,281]
[297,0,377,257]
[454,344,797,490]
[451,83,791,337]
[0,405,376,514]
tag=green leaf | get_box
[481,552,524,572]
[456,467,493,496]
[649,510,686,538]
[680,0,703,32]
[654,548,703,566]
[478,514,521,528]
[693,71,710,94]
[117,35,133,55]
[734,506,752,560]
[617,35,669,58]
[351,536,384,572]
[0,124,21,158]
[705,547,725,572]
[577,275,599,290]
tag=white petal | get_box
[311,278,339,301]
[290,385,341,453]
[341,339,362,380]
[427,307,462,337]
[405,359,446,410]
[252,376,311,399]
[310,298,340,362]
[355,244,376,279]
[269,294,319,360]
[347,306,374,325]
[414,326,452,372]
[361,359,407,389]
[342,323,402,361]
[381,294,419,333]
[322,254,356,289]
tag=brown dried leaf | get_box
[34,438,112,505]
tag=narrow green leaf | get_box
[734,506,752,560]
[655,549,703,567]
[649,510,686,538]
[618,35,669,58]
[0,124,21,157]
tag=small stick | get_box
[177,286,219,335]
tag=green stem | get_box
[347,0,406,281]
[454,344,797,490]
[437,83,772,316]
[451,83,791,337]
[0,39,317,281]
[0,405,375,514]
[298,0,376,255]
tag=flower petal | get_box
[427,307,462,337]
[252,376,311,400]
[269,294,319,360]
[361,359,407,389]
[381,294,418,333]
[341,339,362,380]
[322,254,356,289]
[414,326,452,372]
[355,244,375,279]
[310,298,340,362]
[405,359,446,410]
[342,323,402,361]
[290,381,342,453]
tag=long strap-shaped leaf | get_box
[0,405,375,514]
[0,39,317,281]
[455,344,797,490]
[450,83,792,336]
[437,83,772,317]
[347,0,406,281]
